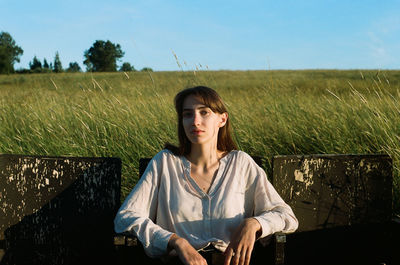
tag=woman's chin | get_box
[187,137,207,145]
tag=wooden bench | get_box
[1,153,397,265]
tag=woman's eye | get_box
[182,112,192,118]
[201,110,209,115]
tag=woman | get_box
[114,86,298,265]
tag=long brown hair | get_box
[165,86,237,156]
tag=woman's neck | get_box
[187,144,224,169]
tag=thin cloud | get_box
[366,13,400,68]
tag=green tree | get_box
[42,58,51,73]
[140,67,153,72]
[67,62,81,72]
[53,51,63,73]
[0,32,23,74]
[119,62,135,72]
[83,40,124,72]
[29,56,42,72]
[43,58,49,69]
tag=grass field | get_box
[0,69,399,213]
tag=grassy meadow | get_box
[0,69,399,213]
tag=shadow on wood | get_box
[285,221,399,265]
[0,154,121,265]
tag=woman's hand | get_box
[168,234,208,265]
[223,218,261,265]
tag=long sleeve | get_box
[243,153,298,238]
[114,152,173,258]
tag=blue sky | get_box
[1,0,400,71]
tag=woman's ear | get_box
[219,112,228,128]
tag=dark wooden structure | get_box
[1,153,397,265]
[0,154,121,265]
[273,154,398,265]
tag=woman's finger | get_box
[244,245,253,265]
[224,246,234,265]
[242,244,255,265]
[231,245,244,265]
[237,249,246,265]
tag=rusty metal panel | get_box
[0,154,121,265]
[273,154,392,232]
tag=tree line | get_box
[0,31,152,74]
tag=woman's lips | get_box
[191,129,204,135]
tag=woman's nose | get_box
[192,113,200,125]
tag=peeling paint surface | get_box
[0,154,121,264]
[273,154,392,232]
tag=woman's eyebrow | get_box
[183,106,208,111]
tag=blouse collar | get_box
[180,151,234,197]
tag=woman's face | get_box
[182,95,227,146]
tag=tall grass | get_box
[0,70,399,213]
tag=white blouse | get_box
[114,149,298,258]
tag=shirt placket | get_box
[201,194,212,238]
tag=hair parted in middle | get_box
[164,86,237,156]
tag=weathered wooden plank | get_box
[0,154,121,265]
[273,154,392,232]
[273,154,397,264]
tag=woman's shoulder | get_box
[228,149,252,160]
[229,150,264,168]
[152,149,182,162]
